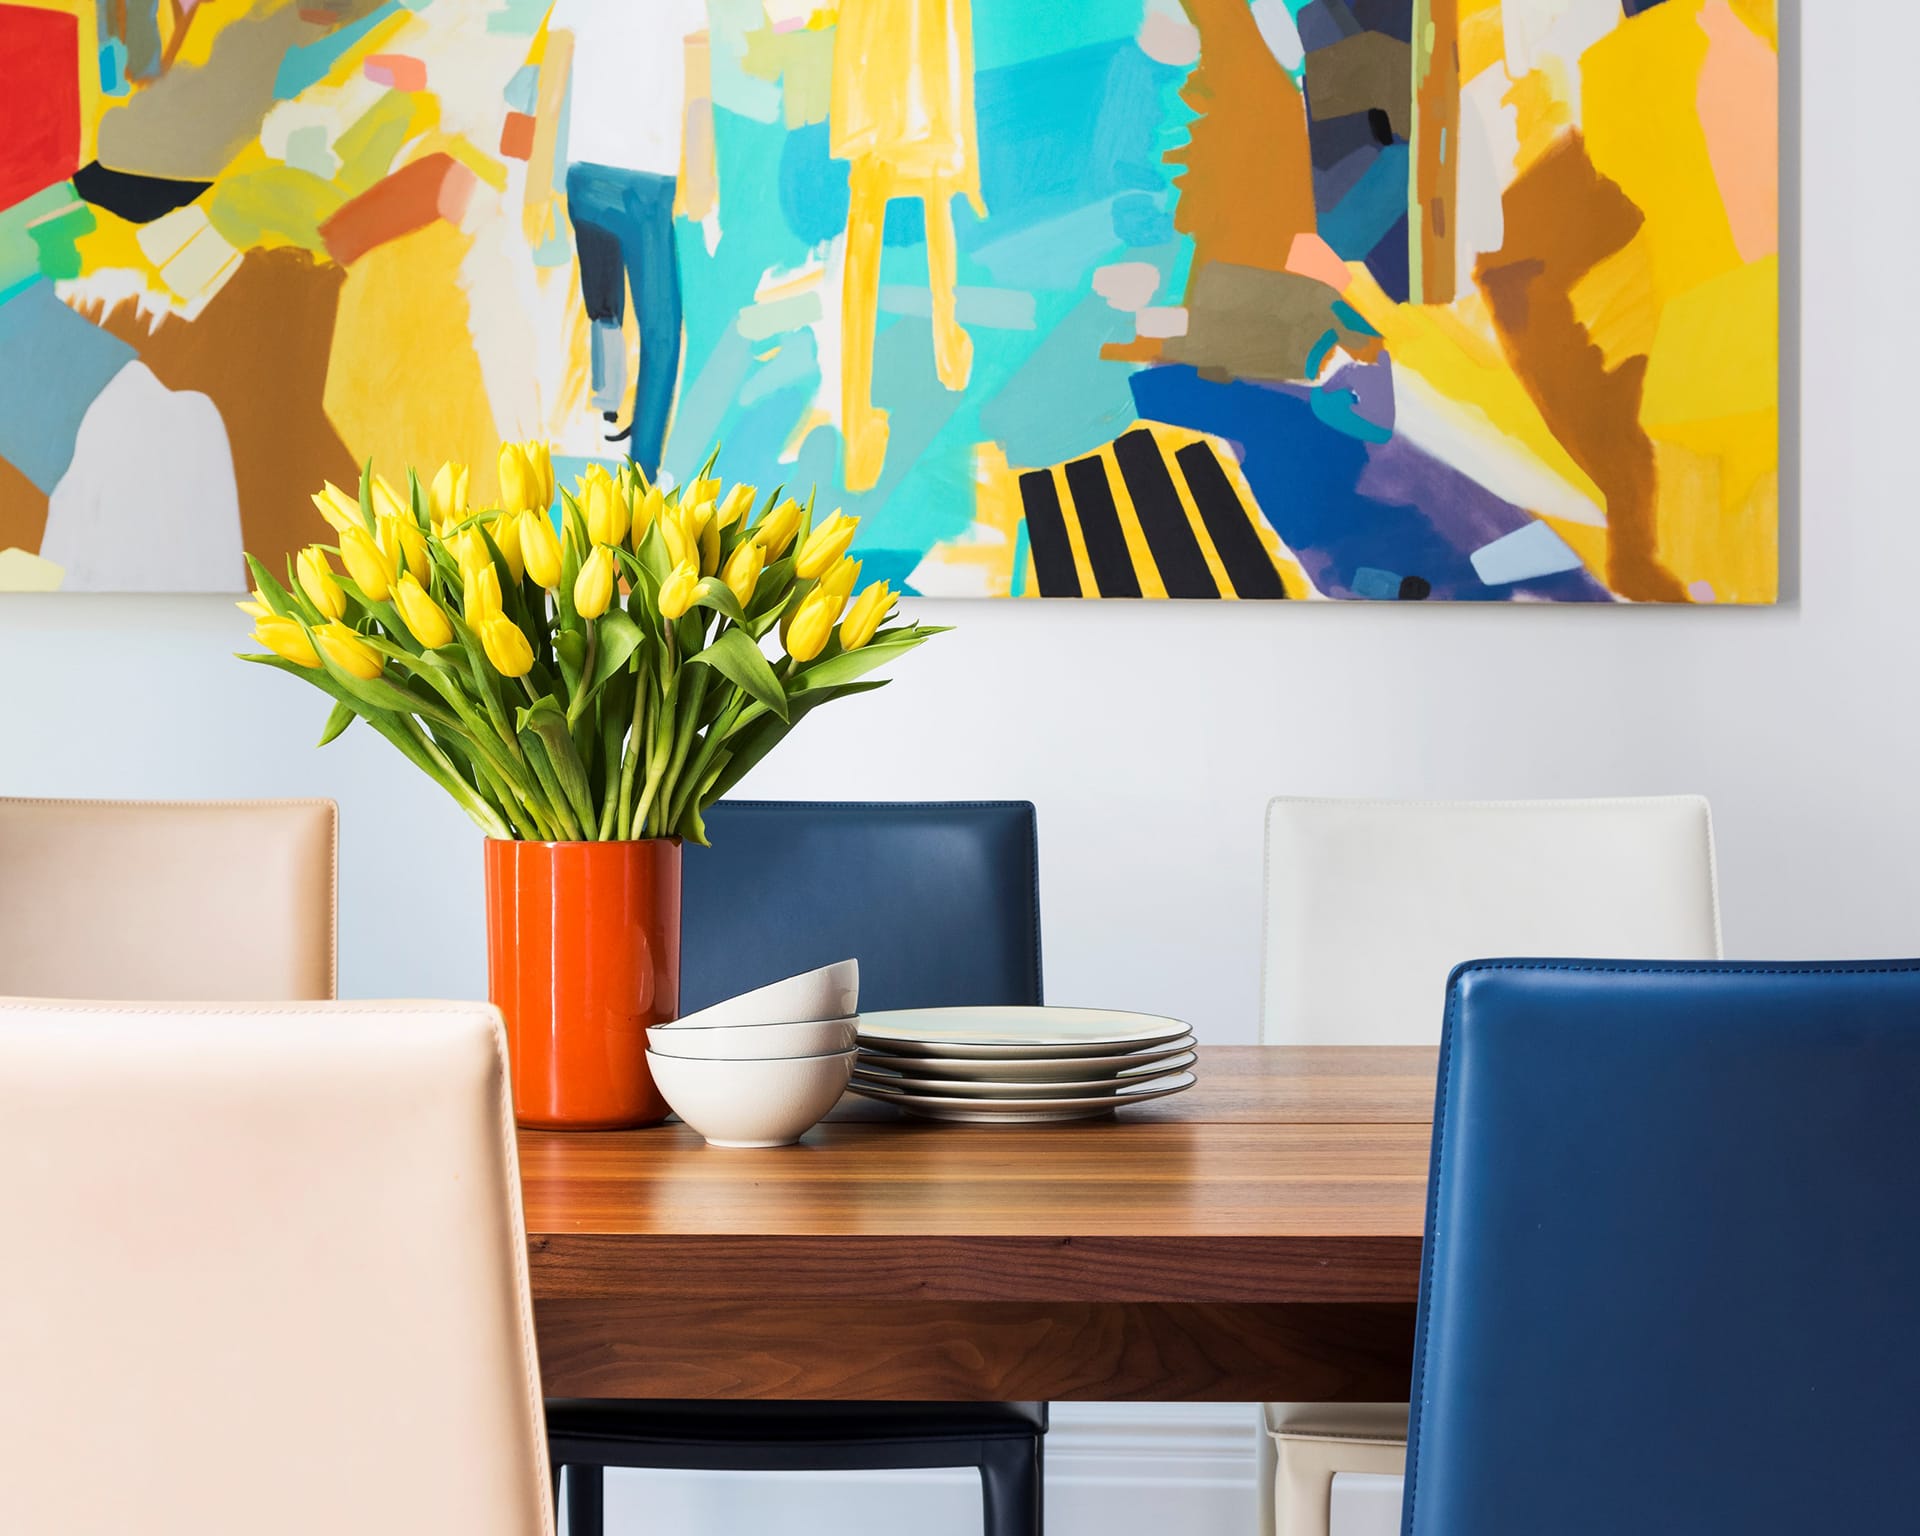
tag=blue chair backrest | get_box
[680,801,1043,1014]
[1405,959,1920,1536]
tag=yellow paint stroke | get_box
[677,30,719,219]
[1583,0,1742,302]
[1729,0,1777,49]
[324,220,498,483]
[1640,254,1777,427]
[1097,445,1169,599]
[919,440,1033,598]
[1457,0,1505,82]
[830,0,984,491]
[1651,428,1776,603]
[415,130,510,194]
[1568,230,1659,373]
[523,27,575,246]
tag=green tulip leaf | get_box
[316,699,357,747]
[686,576,749,629]
[791,626,944,692]
[688,627,787,722]
[705,678,887,803]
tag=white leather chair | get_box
[0,797,337,999]
[0,998,552,1535]
[1256,795,1722,1536]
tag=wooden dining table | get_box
[521,1045,1437,1402]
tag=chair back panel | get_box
[1404,960,1920,1536]
[682,801,1042,1013]
[0,798,337,1000]
[0,998,551,1536]
[1261,796,1720,1045]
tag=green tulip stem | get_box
[614,665,649,840]
[654,666,708,838]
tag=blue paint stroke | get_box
[0,283,135,493]
[1469,520,1586,585]
[274,2,402,99]
[1319,142,1410,261]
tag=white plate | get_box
[856,1006,1190,1059]
[661,960,858,1031]
[847,1070,1196,1123]
[856,1034,1197,1082]
[853,1051,1197,1099]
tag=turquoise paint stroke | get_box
[738,332,821,409]
[879,285,1037,331]
[974,0,1142,72]
[1319,144,1411,260]
[484,0,548,36]
[1303,329,1339,379]
[1331,300,1380,337]
[274,1,401,99]
[1311,381,1393,444]
[1010,516,1030,598]
[737,291,823,342]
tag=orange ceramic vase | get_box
[484,838,681,1130]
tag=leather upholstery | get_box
[1261,796,1720,1046]
[0,797,337,1000]
[1261,1405,1407,1536]
[1404,960,1920,1536]
[0,998,551,1535]
[682,801,1043,1012]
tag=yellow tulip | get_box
[817,554,862,601]
[698,512,720,575]
[480,614,535,677]
[340,522,396,601]
[314,621,384,681]
[793,509,857,579]
[428,460,469,528]
[451,526,492,580]
[527,441,554,510]
[311,481,362,533]
[752,497,803,559]
[659,507,696,569]
[722,537,766,610]
[692,474,721,506]
[782,581,847,664]
[715,483,756,529]
[393,572,454,649]
[296,545,346,619]
[839,579,895,651]
[573,545,616,619]
[463,563,503,623]
[658,557,701,620]
[498,441,537,513]
[633,483,665,546]
[253,616,320,669]
[492,512,526,582]
[370,474,407,524]
[383,513,429,583]
[236,591,271,620]
[519,509,563,589]
[583,468,629,547]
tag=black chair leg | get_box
[564,1464,605,1536]
[979,1436,1043,1536]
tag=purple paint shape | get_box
[1324,357,1396,433]
[1357,433,1547,562]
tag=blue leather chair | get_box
[551,800,1046,1536]
[1403,959,1920,1536]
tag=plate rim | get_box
[855,1006,1191,1057]
[852,1050,1198,1098]
[846,1068,1197,1115]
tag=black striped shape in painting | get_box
[1112,429,1217,598]
[1173,443,1287,599]
[1063,455,1142,598]
[1017,470,1082,597]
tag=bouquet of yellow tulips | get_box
[238,442,943,844]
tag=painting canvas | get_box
[0,0,1776,601]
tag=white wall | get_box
[0,5,1903,1531]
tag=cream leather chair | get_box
[0,797,336,999]
[1256,796,1722,1536]
[0,998,552,1535]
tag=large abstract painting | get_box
[0,0,1776,600]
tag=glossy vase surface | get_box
[485,838,680,1130]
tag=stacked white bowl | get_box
[646,960,859,1147]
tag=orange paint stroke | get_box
[320,152,477,266]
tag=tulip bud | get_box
[383,513,429,583]
[491,512,526,582]
[584,469,629,547]
[573,545,616,619]
[692,475,721,506]
[817,554,862,601]
[722,538,766,610]
[428,460,469,528]
[311,481,362,533]
[236,591,271,620]
[253,616,321,669]
[296,545,347,620]
[782,581,847,664]
[752,497,803,559]
[715,483,756,529]
[393,572,454,649]
[370,474,407,525]
[520,509,563,589]
[528,441,554,511]
[498,442,536,514]
[698,512,720,575]
[839,579,895,651]
[633,482,664,546]
[658,557,701,620]
[793,509,858,579]
[340,523,396,601]
[659,508,696,570]
[463,563,503,623]
[314,621,384,681]
[451,526,491,580]
[479,614,535,677]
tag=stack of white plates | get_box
[850,1006,1197,1123]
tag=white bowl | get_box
[648,1016,858,1060]
[647,1048,855,1148]
[663,959,859,1031]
